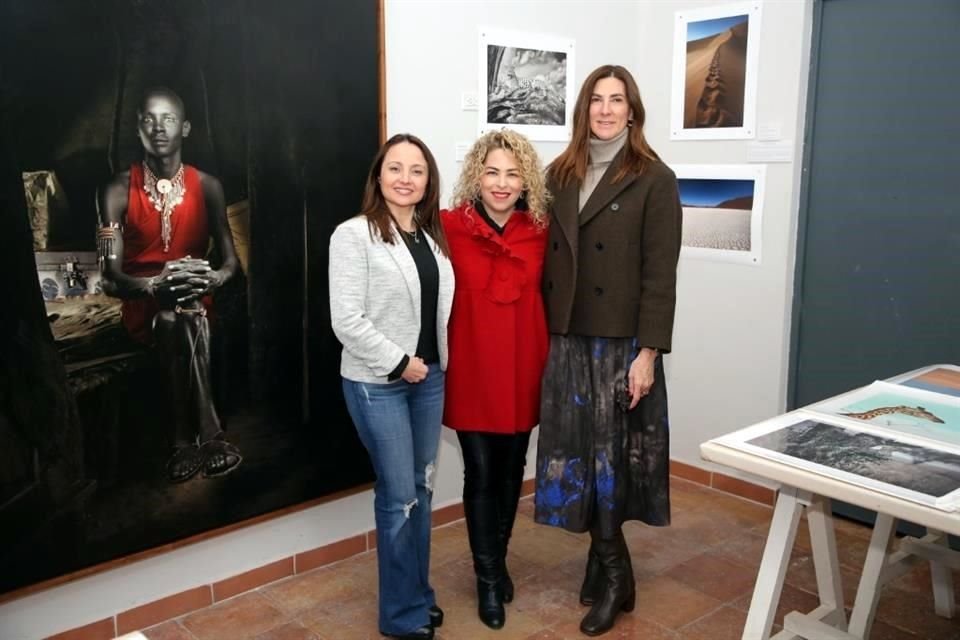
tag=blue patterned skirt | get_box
[534,334,670,536]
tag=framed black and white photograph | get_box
[715,412,960,511]
[672,163,765,264]
[479,28,575,141]
[670,1,762,140]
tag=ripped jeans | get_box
[341,364,444,635]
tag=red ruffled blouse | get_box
[441,203,549,433]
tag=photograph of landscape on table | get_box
[479,28,575,141]
[671,2,761,140]
[807,380,960,449]
[896,364,960,398]
[714,412,960,511]
[673,164,764,264]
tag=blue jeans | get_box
[341,364,444,635]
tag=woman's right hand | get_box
[401,356,429,383]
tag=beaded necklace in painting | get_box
[142,162,186,252]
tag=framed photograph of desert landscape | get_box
[479,28,575,141]
[670,2,762,140]
[714,412,960,511]
[673,164,765,264]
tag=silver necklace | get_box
[143,162,186,252]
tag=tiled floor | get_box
[139,478,960,639]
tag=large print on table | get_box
[807,381,960,449]
[670,2,762,140]
[479,28,575,141]
[0,0,378,595]
[716,413,960,511]
[673,164,765,264]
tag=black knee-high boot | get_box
[579,541,604,605]
[459,432,505,629]
[496,431,531,603]
[580,528,636,636]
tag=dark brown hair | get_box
[549,65,660,189]
[359,133,449,257]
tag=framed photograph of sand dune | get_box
[672,164,765,264]
[670,2,762,140]
[479,28,576,141]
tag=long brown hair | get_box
[359,133,449,257]
[549,65,660,189]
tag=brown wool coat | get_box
[542,151,682,352]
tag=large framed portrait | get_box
[1,0,379,595]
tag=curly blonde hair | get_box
[450,129,551,227]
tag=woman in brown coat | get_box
[533,64,682,636]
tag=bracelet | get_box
[146,276,158,297]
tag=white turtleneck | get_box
[579,127,629,213]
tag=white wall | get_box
[383,0,647,525]
[641,0,814,470]
[0,2,812,637]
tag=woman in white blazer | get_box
[329,134,454,640]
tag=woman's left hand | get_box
[627,347,658,409]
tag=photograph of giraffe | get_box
[714,411,960,511]
[670,1,762,140]
[807,380,960,449]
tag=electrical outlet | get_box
[455,143,471,162]
[461,92,479,111]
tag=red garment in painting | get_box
[441,203,549,433]
[121,163,210,343]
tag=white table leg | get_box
[847,513,896,638]
[742,487,804,640]
[929,529,957,618]
[806,496,847,629]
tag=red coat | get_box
[441,203,549,433]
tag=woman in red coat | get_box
[441,129,550,629]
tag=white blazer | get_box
[329,215,455,383]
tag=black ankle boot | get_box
[428,605,443,628]
[580,534,636,636]
[380,625,434,639]
[579,543,604,606]
[477,577,505,629]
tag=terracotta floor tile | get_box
[253,622,319,640]
[678,605,749,640]
[260,565,374,615]
[181,592,287,640]
[889,561,960,600]
[141,621,196,640]
[730,582,821,629]
[124,481,956,640]
[508,572,584,628]
[783,553,863,609]
[632,575,723,629]
[868,618,926,640]
[713,529,786,570]
[665,553,757,601]
[550,613,680,639]
[875,586,960,639]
